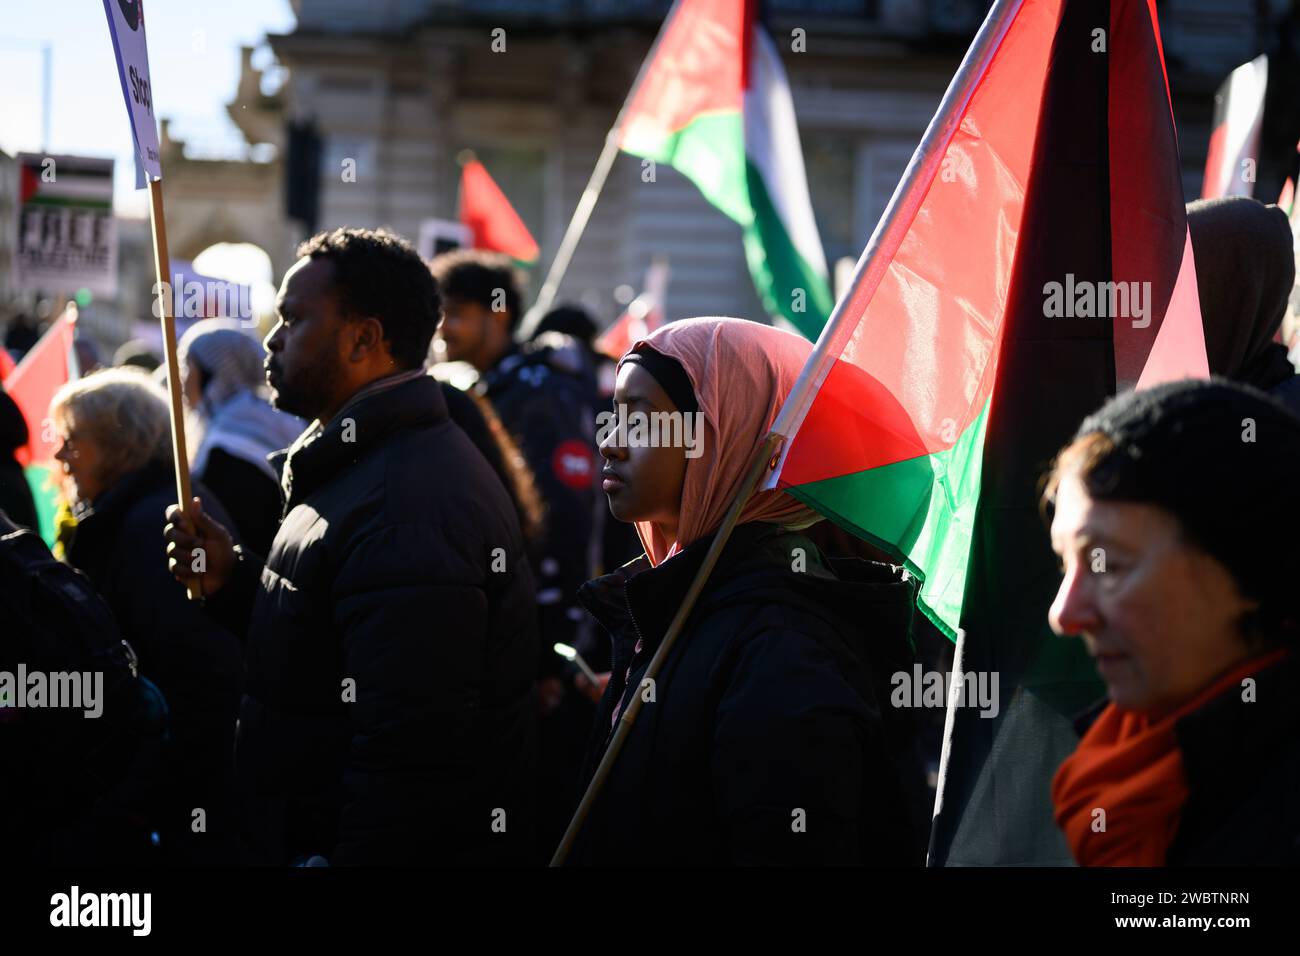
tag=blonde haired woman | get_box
[51,367,243,864]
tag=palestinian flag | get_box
[4,308,79,546]
[765,0,1207,864]
[1201,55,1268,199]
[459,159,540,266]
[618,0,832,340]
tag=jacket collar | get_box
[577,522,770,662]
[578,521,912,662]
[577,522,917,745]
[477,343,523,395]
[70,461,172,561]
[279,372,447,511]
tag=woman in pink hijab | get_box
[566,317,919,866]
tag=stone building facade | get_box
[123,1,1300,339]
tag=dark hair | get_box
[1039,430,1118,524]
[429,249,523,330]
[297,227,441,369]
[533,304,597,346]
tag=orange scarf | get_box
[1052,648,1289,866]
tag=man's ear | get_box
[347,316,389,363]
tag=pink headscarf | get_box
[620,317,820,566]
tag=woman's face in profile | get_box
[54,418,110,506]
[598,362,688,534]
[1047,473,1257,716]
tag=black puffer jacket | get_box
[65,462,243,864]
[567,522,921,866]
[479,341,597,672]
[218,373,539,865]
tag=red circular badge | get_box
[551,439,595,491]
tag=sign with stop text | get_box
[102,0,162,182]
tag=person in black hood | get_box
[563,316,920,866]
[165,228,538,865]
[1187,196,1300,414]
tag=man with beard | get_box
[164,227,538,865]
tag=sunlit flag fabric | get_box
[764,0,1207,864]
[617,0,832,340]
[3,308,80,545]
[1201,55,1268,200]
[458,159,540,266]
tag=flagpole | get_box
[765,0,1025,469]
[519,0,684,338]
[147,176,200,602]
[550,431,783,866]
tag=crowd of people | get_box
[1,194,1298,866]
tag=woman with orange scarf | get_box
[1045,379,1300,865]
[565,317,920,865]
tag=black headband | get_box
[622,347,699,416]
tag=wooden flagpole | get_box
[147,176,200,601]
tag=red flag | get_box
[5,309,78,467]
[458,160,539,264]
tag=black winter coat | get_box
[1168,651,1300,864]
[1069,652,1300,865]
[0,387,37,532]
[198,448,283,558]
[479,342,597,672]
[567,522,921,866]
[217,373,539,865]
[65,462,244,863]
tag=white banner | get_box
[102,0,162,182]
[13,153,118,297]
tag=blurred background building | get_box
[6,0,1300,355]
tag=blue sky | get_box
[1,0,297,215]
